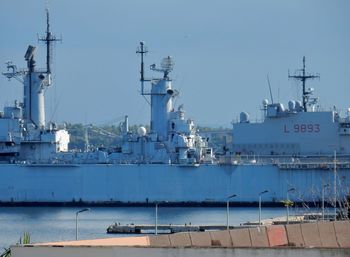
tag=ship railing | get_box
[231,118,264,124]
[277,162,350,170]
[5,68,48,74]
[339,117,350,123]
[217,154,350,166]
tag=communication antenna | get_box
[288,56,320,112]
[136,41,150,95]
[38,8,62,75]
[266,74,274,104]
[84,125,90,152]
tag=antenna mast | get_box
[288,56,319,112]
[39,8,61,75]
[267,74,274,104]
[136,41,149,95]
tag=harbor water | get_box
[0,206,319,249]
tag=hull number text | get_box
[283,124,320,133]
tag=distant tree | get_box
[197,126,232,149]
[66,123,150,150]
[65,123,229,151]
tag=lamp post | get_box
[258,190,268,226]
[322,183,329,221]
[333,150,337,221]
[155,201,167,235]
[75,208,90,240]
[155,202,159,235]
[286,188,295,225]
[226,194,237,230]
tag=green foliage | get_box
[19,232,31,245]
[197,126,232,149]
[0,232,31,257]
[66,123,86,150]
[281,200,294,207]
[66,123,149,150]
[66,123,120,150]
[0,248,10,257]
[66,123,229,151]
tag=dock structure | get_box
[107,214,339,234]
[11,220,350,257]
[107,224,235,234]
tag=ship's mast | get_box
[2,8,62,129]
[136,41,150,95]
[39,8,61,75]
[288,56,319,112]
[136,42,175,138]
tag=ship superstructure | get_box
[229,57,350,158]
[1,9,69,163]
[108,42,213,165]
[0,10,349,207]
[1,10,213,166]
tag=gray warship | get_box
[0,10,349,206]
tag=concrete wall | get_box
[11,221,350,257]
[12,246,350,257]
[148,221,350,248]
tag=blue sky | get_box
[0,0,349,127]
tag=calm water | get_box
[0,206,308,248]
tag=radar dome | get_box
[277,103,285,112]
[295,101,302,111]
[288,100,295,111]
[138,126,147,136]
[262,99,269,107]
[240,112,249,123]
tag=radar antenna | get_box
[288,56,319,112]
[2,61,25,83]
[38,8,62,75]
[150,56,174,78]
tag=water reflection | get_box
[0,206,298,248]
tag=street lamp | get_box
[155,202,159,235]
[75,208,90,240]
[322,183,329,221]
[258,190,268,226]
[155,201,167,235]
[226,194,237,230]
[333,150,337,221]
[286,188,295,225]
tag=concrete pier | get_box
[11,220,350,257]
[107,224,235,234]
[106,214,328,234]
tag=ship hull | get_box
[0,163,348,205]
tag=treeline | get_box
[66,123,149,150]
[66,123,230,151]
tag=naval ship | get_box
[0,10,349,206]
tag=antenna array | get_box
[288,56,320,112]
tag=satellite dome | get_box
[288,100,295,111]
[277,103,285,112]
[138,126,147,136]
[262,99,269,107]
[240,112,249,123]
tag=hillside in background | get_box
[66,123,231,151]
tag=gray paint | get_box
[0,11,349,205]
